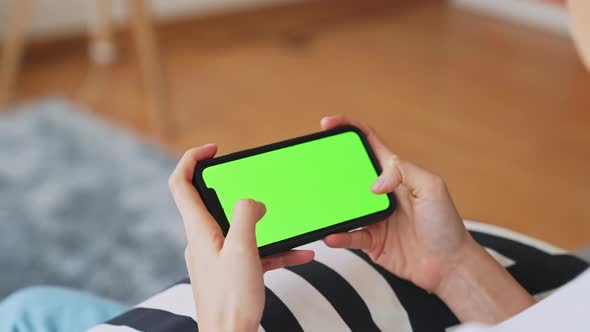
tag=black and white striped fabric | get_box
[89,221,589,332]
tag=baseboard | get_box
[450,0,570,35]
[0,0,299,41]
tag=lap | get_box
[91,221,589,332]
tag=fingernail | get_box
[255,200,267,212]
[371,176,385,191]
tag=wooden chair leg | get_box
[90,0,115,65]
[77,0,116,105]
[0,0,33,106]
[126,0,173,137]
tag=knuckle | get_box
[239,198,254,205]
[430,174,448,191]
[167,174,181,191]
[183,147,199,159]
[384,154,399,171]
[262,256,283,271]
[236,198,263,213]
[241,198,258,207]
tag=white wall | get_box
[0,0,570,41]
[0,0,298,40]
[451,0,570,35]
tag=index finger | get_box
[320,115,392,166]
[169,144,224,252]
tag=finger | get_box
[169,144,224,252]
[323,228,373,250]
[321,116,445,200]
[371,154,403,194]
[225,199,266,250]
[171,144,217,182]
[262,250,315,272]
[320,115,392,165]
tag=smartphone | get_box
[192,125,395,257]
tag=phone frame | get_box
[192,125,396,257]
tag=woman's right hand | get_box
[169,144,314,332]
[322,115,535,324]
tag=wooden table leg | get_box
[126,0,173,137]
[0,0,33,106]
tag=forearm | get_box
[198,310,259,332]
[194,290,260,332]
[435,238,536,324]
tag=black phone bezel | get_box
[192,125,396,257]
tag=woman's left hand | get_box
[169,144,315,332]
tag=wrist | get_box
[201,318,259,332]
[434,236,486,296]
[435,236,535,323]
[199,308,260,332]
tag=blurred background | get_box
[0,0,589,305]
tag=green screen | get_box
[202,131,390,247]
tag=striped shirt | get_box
[89,221,588,332]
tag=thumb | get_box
[371,155,403,193]
[371,155,443,199]
[225,198,266,250]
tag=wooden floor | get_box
[8,0,590,249]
